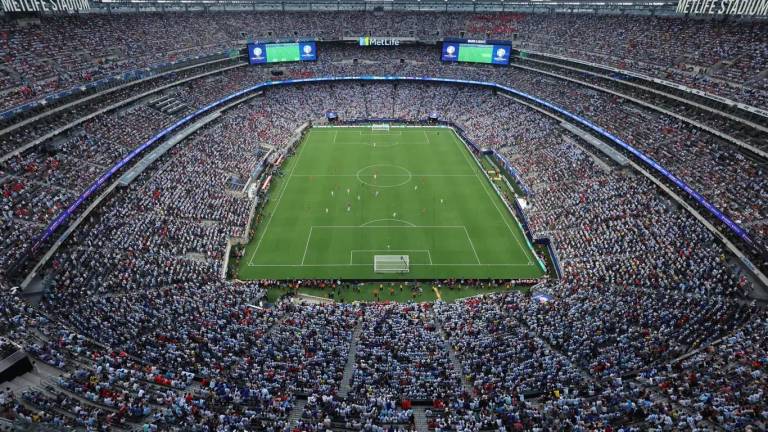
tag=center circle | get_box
[356,164,413,188]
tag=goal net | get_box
[374,255,410,273]
[371,123,390,132]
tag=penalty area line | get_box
[462,226,481,264]
[300,227,314,265]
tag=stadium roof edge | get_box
[81,0,685,16]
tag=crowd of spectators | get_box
[510,57,768,144]
[492,66,768,247]
[4,42,768,280]
[0,13,234,112]
[516,14,768,107]
[0,65,270,278]
[351,303,462,401]
[0,73,765,432]
[636,310,768,431]
[1,12,766,114]
[0,57,243,152]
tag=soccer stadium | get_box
[0,0,767,431]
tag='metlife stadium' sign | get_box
[2,0,89,12]
[677,0,768,16]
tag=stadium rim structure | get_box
[21,76,759,287]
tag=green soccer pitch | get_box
[237,126,546,281]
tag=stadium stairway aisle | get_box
[435,318,473,395]
[413,406,429,432]
[513,316,594,382]
[338,322,362,398]
[288,399,307,428]
[629,381,722,431]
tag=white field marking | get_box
[473,171,534,263]
[332,130,338,144]
[249,128,528,268]
[312,125,448,129]
[355,163,413,188]
[359,218,417,227]
[247,263,534,267]
[349,249,431,265]
[475,168,533,262]
[308,225,468,229]
[357,131,403,137]
[300,226,314,265]
[247,136,309,266]
[356,164,411,175]
[449,131,534,263]
[291,174,476,177]
[367,141,400,148]
[422,129,433,145]
[325,141,404,146]
[294,225,478,267]
[462,226,482,264]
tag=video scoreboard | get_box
[441,40,511,65]
[247,41,317,64]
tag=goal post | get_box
[374,255,410,273]
[371,123,390,132]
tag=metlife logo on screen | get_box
[359,37,402,46]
